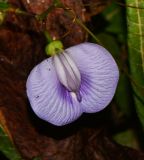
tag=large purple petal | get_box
[26,58,83,126]
[66,43,119,113]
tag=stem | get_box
[44,31,53,43]
[1,8,33,17]
[76,18,102,45]
[15,8,32,16]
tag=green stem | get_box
[44,31,53,43]
[15,8,32,16]
[1,7,33,17]
[76,18,102,45]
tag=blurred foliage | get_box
[0,1,10,10]
[0,125,21,160]
[113,129,140,149]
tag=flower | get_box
[26,42,119,126]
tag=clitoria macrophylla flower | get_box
[26,43,119,126]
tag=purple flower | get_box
[26,42,119,126]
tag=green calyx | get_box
[45,40,64,56]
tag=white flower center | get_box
[53,51,82,102]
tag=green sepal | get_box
[45,40,63,56]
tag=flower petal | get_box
[53,52,81,92]
[66,43,119,113]
[62,51,81,85]
[53,55,69,90]
[26,58,82,126]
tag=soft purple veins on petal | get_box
[26,58,82,126]
[26,42,119,126]
[66,43,119,113]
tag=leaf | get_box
[126,0,144,128]
[0,124,22,160]
[113,129,140,149]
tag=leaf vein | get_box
[135,0,144,70]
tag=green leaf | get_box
[113,129,139,149]
[126,0,144,128]
[0,124,22,160]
